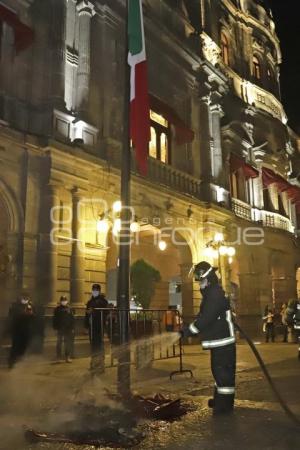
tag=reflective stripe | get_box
[294,325,300,329]
[217,386,235,395]
[202,336,235,349]
[200,267,213,279]
[226,310,235,337]
[189,322,199,334]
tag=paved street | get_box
[0,342,299,450]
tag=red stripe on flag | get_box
[130,61,150,176]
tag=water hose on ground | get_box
[234,322,300,427]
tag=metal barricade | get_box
[43,306,193,378]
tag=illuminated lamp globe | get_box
[113,218,121,236]
[158,240,167,251]
[204,247,214,258]
[97,219,109,233]
[113,200,122,213]
[214,232,224,242]
[130,221,140,233]
[227,247,236,257]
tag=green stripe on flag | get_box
[128,0,143,55]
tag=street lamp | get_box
[204,233,235,288]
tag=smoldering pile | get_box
[24,392,191,448]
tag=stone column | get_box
[209,102,224,184]
[76,0,95,114]
[39,184,60,306]
[50,0,67,109]
[70,189,86,305]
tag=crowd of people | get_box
[4,282,300,370]
[262,300,300,348]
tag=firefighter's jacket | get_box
[189,284,235,349]
[293,302,300,330]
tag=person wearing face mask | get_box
[7,293,35,368]
[180,261,236,416]
[85,283,109,372]
[53,296,75,363]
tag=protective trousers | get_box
[210,343,236,413]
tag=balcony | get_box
[260,210,293,233]
[225,67,287,123]
[232,198,252,221]
[108,146,202,200]
[133,156,202,199]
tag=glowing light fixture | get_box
[214,232,224,242]
[130,221,140,233]
[158,240,167,251]
[219,245,228,256]
[96,218,109,233]
[113,218,121,236]
[227,247,236,257]
[113,200,122,213]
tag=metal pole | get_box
[116,0,131,399]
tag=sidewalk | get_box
[0,343,299,449]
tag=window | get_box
[230,169,249,203]
[252,55,261,80]
[149,110,170,164]
[221,32,229,65]
[263,187,272,212]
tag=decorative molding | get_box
[200,32,222,67]
[76,0,96,16]
[66,47,79,67]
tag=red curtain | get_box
[262,167,300,204]
[149,94,194,144]
[230,153,259,180]
[0,5,34,52]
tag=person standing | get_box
[280,303,288,343]
[85,283,109,372]
[263,307,275,343]
[53,296,75,363]
[181,261,236,416]
[8,293,35,368]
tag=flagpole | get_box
[116,0,131,398]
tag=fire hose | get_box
[234,321,300,427]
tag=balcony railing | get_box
[108,147,202,200]
[232,198,252,221]
[135,156,202,199]
[261,210,293,232]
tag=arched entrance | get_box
[0,194,11,314]
[105,225,193,315]
[0,181,22,315]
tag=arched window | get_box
[252,55,261,79]
[221,32,229,65]
[148,111,170,164]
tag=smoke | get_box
[0,355,126,449]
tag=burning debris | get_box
[24,393,191,448]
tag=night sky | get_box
[268,0,300,132]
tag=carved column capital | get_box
[76,0,96,16]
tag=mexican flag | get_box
[128,0,150,176]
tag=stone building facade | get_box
[0,0,300,333]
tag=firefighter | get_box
[8,293,35,368]
[53,296,75,363]
[84,283,109,372]
[180,261,236,415]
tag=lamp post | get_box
[204,232,236,291]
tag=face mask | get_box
[61,301,68,306]
[21,298,29,305]
[92,290,100,298]
[200,278,208,290]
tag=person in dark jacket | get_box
[53,296,75,363]
[8,293,35,368]
[85,283,109,372]
[181,261,236,415]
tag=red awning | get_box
[149,94,194,145]
[0,4,34,52]
[230,153,259,180]
[262,167,300,204]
